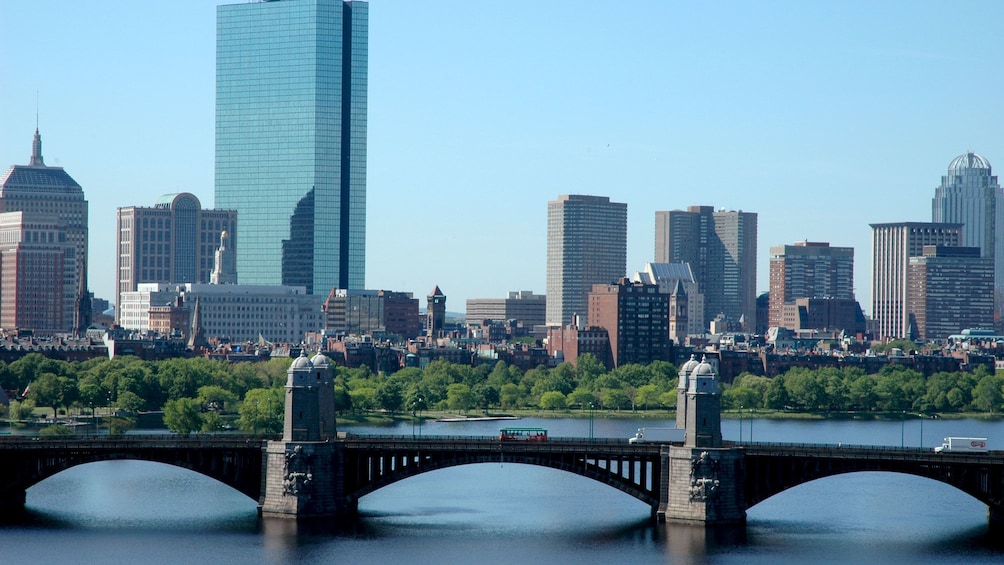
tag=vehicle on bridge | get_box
[628,427,684,444]
[934,437,988,453]
[499,427,548,442]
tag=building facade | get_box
[632,262,705,338]
[0,212,73,334]
[931,152,1002,322]
[216,0,368,295]
[466,291,546,328]
[907,246,994,341]
[116,193,237,320]
[546,195,627,327]
[871,222,961,340]
[655,206,757,331]
[587,278,670,368]
[321,288,420,340]
[0,130,89,333]
[768,241,854,329]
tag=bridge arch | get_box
[0,438,264,509]
[342,443,662,511]
[743,446,1004,516]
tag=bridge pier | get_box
[261,440,355,518]
[657,445,746,525]
[0,489,26,514]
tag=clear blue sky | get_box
[2,1,1003,316]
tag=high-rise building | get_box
[116,193,237,320]
[907,245,994,341]
[870,222,961,340]
[216,0,368,295]
[321,288,420,340]
[631,262,705,338]
[768,241,854,328]
[0,129,89,333]
[932,152,1002,321]
[655,206,757,331]
[546,195,627,327]
[0,212,73,333]
[588,278,670,368]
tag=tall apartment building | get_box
[655,206,757,331]
[870,222,961,340]
[587,278,670,368]
[466,291,546,327]
[546,195,627,327]
[768,241,854,328]
[116,193,237,319]
[907,246,994,341]
[932,152,1002,319]
[216,0,368,295]
[631,262,705,338]
[0,129,89,333]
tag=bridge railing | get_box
[738,441,1002,462]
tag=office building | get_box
[216,0,368,295]
[655,206,757,331]
[321,288,419,340]
[588,278,670,368]
[119,283,324,343]
[908,246,994,341]
[870,222,961,340]
[546,195,627,327]
[768,241,854,328]
[0,212,74,333]
[466,291,546,328]
[0,129,89,333]
[632,262,705,338]
[116,193,237,319]
[931,152,1002,318]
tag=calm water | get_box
[1,416,1003,564]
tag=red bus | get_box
[499,427,548,442]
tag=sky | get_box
[2,1,1003,317]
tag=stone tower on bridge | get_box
[660,355,745,524]
[262,351,348,518]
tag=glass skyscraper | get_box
[931,152,1002,320]
[215,0,368,295]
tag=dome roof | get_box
[679,354,700,376]
[290,351,312,370]
[949,152,991,172]
[310,353,331,369]
[690,356,716,378]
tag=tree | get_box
[447,383,474,414]
[375,380,405,413]
[238,388,283,434]
[972,374,1004,414]
[163,397,203,435]
[197,385,237,413]
[539,391,567,411]
[635,384,661,410]
[30,373,73,418]
[763,375,790,410]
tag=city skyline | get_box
[3,1,1003,314]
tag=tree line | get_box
[2,352,1002,436]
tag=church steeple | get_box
[29,128,45,167]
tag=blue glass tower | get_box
[215,0,367,295]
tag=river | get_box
[1,415,1002,564]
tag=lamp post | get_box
[749,408,754,443]
[900,411,905,448]
[739,405,744,443]
[919,413,924,448]
[588,402,595,441]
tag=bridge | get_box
[1,434,1002,527]
[1,352,1001,526]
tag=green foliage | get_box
[163,397,203,435]
[238,388,283,434]
[539,391,567,410]
[39,424,74,437]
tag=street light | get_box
[588,402,595,441]
[919,413,924,448]
[900,411,905,448]
[739,405,744,443]
[749,409,754,443]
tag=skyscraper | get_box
[116,193,237,319]
[0,129,89,333]
[546,195,627,327]
[215,0,368,295]
[768,241,854,328]
[655,206,757,332]
[907,245,993,340]
[931,152,1002,321]
[870,222,961,340]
